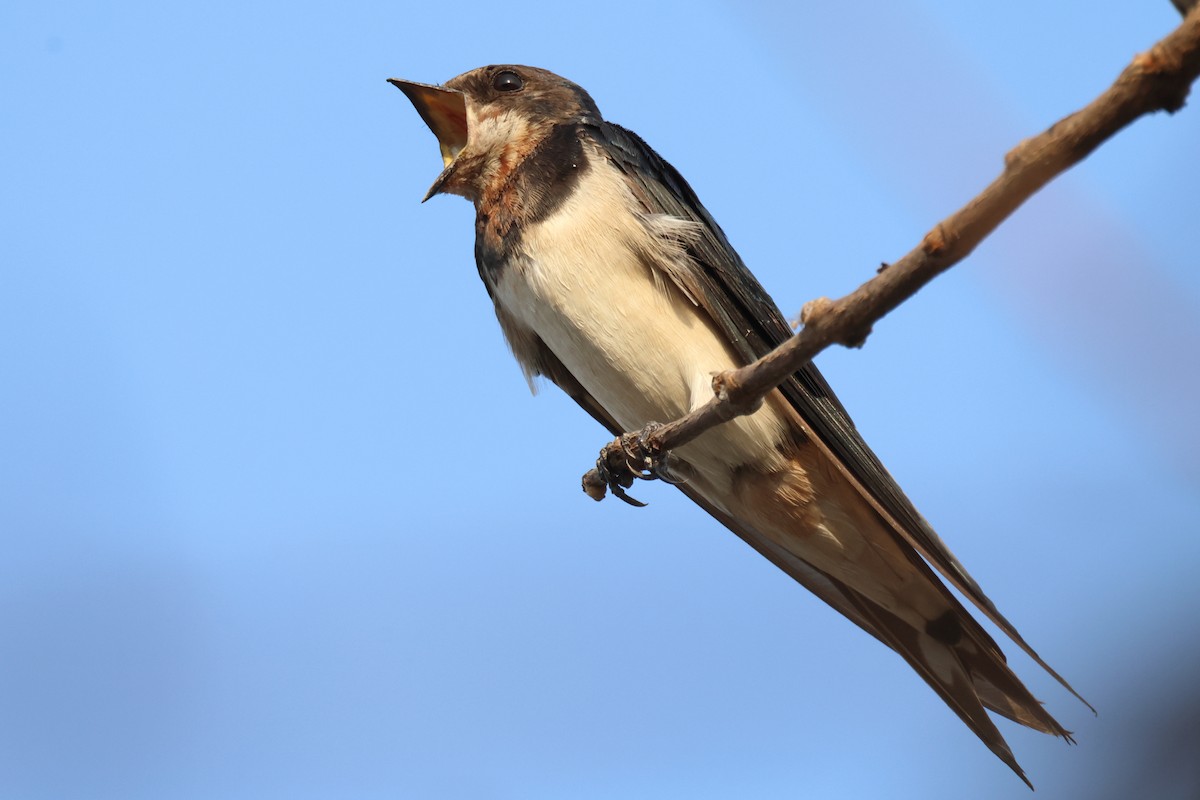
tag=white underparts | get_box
[491,146,793,496]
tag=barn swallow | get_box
[389,65,1090,785]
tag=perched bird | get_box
[390,64,1090,785]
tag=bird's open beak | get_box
[389,78,468,201]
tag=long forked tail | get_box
[846,594,1072,789]
[674,483,1076,788]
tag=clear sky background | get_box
[3,1,1199,798]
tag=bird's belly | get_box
[494,213,792,490]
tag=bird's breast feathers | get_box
[489,143,794,490]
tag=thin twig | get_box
[583,7,1200,501]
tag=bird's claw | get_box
[584,423,682,506]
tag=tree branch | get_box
[583,7,1200,503]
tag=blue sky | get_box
[3,1,1199,798]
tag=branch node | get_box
[712,371,763,418]
[843,321,874,350]
[582,469,609,501]
[921,224,950,257]
[1004,137,1031,169]
[799,296,835,326]
[1133,49,1167,74]
[1134,45,1194,112]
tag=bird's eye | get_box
[492,70,523,92]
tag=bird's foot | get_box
[582,422,680,506]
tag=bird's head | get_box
[389,65,601,203]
